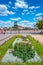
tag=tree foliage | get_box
[36,20,43,29]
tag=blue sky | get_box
[0,0,43,28]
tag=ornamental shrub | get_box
[13,42,35,62]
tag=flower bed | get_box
[13,38,35,62]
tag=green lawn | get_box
[0,35,43,65]
[0,62,43,65]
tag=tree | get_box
[36,20,43,29]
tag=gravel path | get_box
[30,34,43,44]
[0,34,15,46]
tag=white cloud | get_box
[27,10,35,15]
[32,13,35,14]
[21,20,30,23]
[35,13,42,16]
[0,20,12,25]
[19,20,36,27]
[10,17,21,21]
[15,0,28,9]
[36,16,42,20]
[0,20,13,27]
[27,22,36,25]
[29,6,40,9]
[22,12,24,15]
[9,1,12,4]
[23,9,28,12]
[26,12,30,14]
[7,11,15,14]
[22,10,30,15]
[30,10,33,13]
[0,4,15,16]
